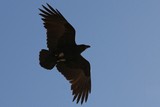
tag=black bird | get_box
[39,3,91,104]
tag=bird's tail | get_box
[39,49,57,70]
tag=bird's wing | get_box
[39,3,76,51]
[56,55,91,104]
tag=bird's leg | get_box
[56,52,66,62]
[58,53,64,58]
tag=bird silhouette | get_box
[39,3,91,104]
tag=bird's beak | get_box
[86,45,91,48]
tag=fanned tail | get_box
[39,49,56,70]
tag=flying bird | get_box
[39,3,91,104]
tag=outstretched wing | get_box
[39,3,76,51]
[56,55,91,104]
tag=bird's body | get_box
[39,3,91,104]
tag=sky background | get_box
[0,0,160,107]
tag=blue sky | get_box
[0,0,160,107]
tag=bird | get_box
[38,3,91,104]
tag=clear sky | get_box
[0,0,160,107]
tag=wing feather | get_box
[39,4,76,51]
[56,55,91,104]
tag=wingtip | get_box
[46,3,50,7]
[42,4,45,9]
[38,8,41,12]
[41,4,46,9]
[40,3,50,10]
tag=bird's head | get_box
[78,44,90,53]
